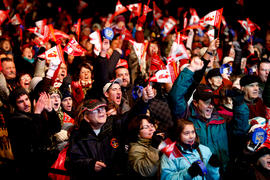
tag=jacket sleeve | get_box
[160,155,192,180]
[128,145,159,177]
[169,67,195,118]
[108,50,121,79]
[263,70,270,107]
[232,102,250,136]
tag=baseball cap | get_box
[103,78,123,94]
[193,84,214,101]
[82,99,107,112]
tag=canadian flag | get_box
[129,40,148,68]
[53,29,70,40]
[200,8,223,29]
[10,14,22,25]
[35,19,47,35]
[0,10,9,26]
[74,19,81,41]
[143,5,152,16]
[28,25,50,43]
[63,38,86,56]
[38,44,65,63]
[239,18,261,35]
[115,0,128,16]
[149,67,172,83]
[189,8,200,25]
[168,42,190,62]
[206,28,215,41]
[153,1,162,20]
[116,59,129,69]
[162,17,177,37]
[89,30,102,56]
[160,138,183,159]
[127,3,142,18]
[175,32,188,44]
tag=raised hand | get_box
[94,161,107,172]
[188,56,204,72]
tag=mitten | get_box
[55,130,68,142]
[227,87,245,106]
[208,154,221,167]
[188,161,203,177]
[151,132,163,149]
[46,58,61,79]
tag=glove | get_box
[46,58,61,79]
[36,47,46,59]
[188,161,203,177]
[227,87,245,106]
[54,130,68,142]
[208,154,221,167]
[151,132,163,149]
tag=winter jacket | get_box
[169,67,229,169]
[160,144,220,180]
[128,138,160,179]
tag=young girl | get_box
[160,119,220,180]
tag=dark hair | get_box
[1,57,13,64]
[127,114,155,142]
[9,87,29,108]
[73,62,93,81]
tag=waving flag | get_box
[115,0,128,16]
[200,8,223,29]
[35,19,47,35]
[143,4,152,16]
[150,54,166,72]
[89,30,102,56]
[206,28,215,41]
[153,1,162,20]
[168,42,190,62]
[63,38,86,56]
[149,68,172,83]
[10,14,22,25]
[160,138,183,159]
[38,44,64,63]
[129,40,148,73]
[162,17,177,37]
[0,10,9,26]
[127,3,142,18]
[189,8,200,25]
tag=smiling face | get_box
[208,76,223,90]
[242,82,259,101]
[104,83,122,105]
[1,60,16,80]
[22,47,33,59]
[180,124,196,145]
[19,74,31,90]
[193,99,214,119]
[139,119,156,139]
[258,154,270,170]
[115,68,130,87]
[79,66,91,81]
[50,93,61,111]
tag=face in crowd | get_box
[19,74,32,90]
[57,63,67,82]
[180,124,196,145]
[242,82,259,101]
[257,62,270,83]
[139,119,156,139]
[22,47,33,60]
[193,98,214,119]
[1,60,16,80]
[104,83,122,105]
[50,93,61,111]
[84,106,107,130]
[257,153,270,170]
[79,66,92,82]
[62,97,73,112]
[16,94,31,113]
[115,67,130,88]
[208,76,223,90]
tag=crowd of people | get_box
[0,0,270,180]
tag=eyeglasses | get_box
[90,107,106,114]
[140,123,155,130]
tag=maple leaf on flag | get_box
[162,17,177,37]
[115,0,128,16]
[89,30,102,56]
[127,3,142,18]
[189,8,200,26]
[168,42,190,62]
[63,38,87,56]
[10,14,22,25]
[206,29,215,42]
[0,10,9,26]
[153,1,162,21]
[200,8,223,29]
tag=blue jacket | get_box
[169,67,229,169]
[160,144,220,180]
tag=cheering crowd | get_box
[0,0,270,179]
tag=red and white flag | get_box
[121,28,134,41]
[116,59,129,69]
[89,30,102,56]
[200,8,223,29]
[149,67,172,83]
[130,40,148,68]
[35,19,47,35]
[127,3,142,18]
[143,4,152,16]
[153,1,162,20]
[10,14,22,25]
[206,28,215,41]
[63,112,75,124]
[53,29,70,40]
[0,10,9,26]
[168,42,190,62]
[38,44,65,63]
[247,18,261,34]
[160,138,183,159]
[63,38,86,56]
[162,17,177,37]
[150,54,166,72]
[115,0,128,16]
[74,18,81,41]
[157,18,164,28]
[189,8,200,25]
